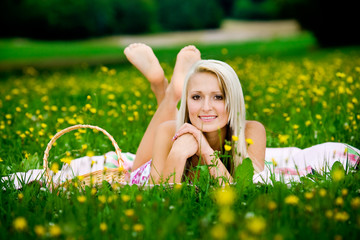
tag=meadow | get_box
[1,35,360,239]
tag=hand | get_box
[173,123,213,160]
[171,132,199,159]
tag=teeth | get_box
[200,116,216,120]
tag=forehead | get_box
[187,72,221,91]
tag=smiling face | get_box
[186,71,229,133]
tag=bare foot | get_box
[170,45,201,101]
[124,43,167,103]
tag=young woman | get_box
[124,43,266,185]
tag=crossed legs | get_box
[124,43,201,171]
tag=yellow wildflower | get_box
[278,134,290,144]
[351,197,360,209]
[60,156,73,165]
[232,135,239,141]
[284,195,299,205]
[214,186,236,206]
[18,193,24,200]
[305,120,311,126]
[245,138,254,145]
[246,216,266,235]
[34,225,46,237]
[121,194,131,202]
[268,201,277,211]
[100,222,108,232]
[334,211,349,222]
[224,145,232,151]
[125,209,135,217]
[13,217,27,231]
[319,188,327,197]
[77,195,87,203]
[49,224,61,237]
[133,224,144,232]
[219,207,235,224]
[335,197,344,206]
[304,192,314,200]
[211,224,227,239]
[98,195,107,204]
[332,168,345,182]
[51,163,59,173]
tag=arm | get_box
[149,121,199,184]
[245,120,266,173]
[175,123,233,184]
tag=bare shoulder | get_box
[245,120,266,134]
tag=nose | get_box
[202,97,212,111]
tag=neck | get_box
[204,126,228,151]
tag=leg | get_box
[124,43,168,104]
[132,45,201,171]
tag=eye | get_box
[191,95,200,100]
[214,95,224,100]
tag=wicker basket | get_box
[43,124,126,189]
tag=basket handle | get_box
[43,124,123,179]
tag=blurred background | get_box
[1,0,359,47]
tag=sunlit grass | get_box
[1,41,360,239]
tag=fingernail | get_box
[172,134,178,141]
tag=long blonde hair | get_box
[176,60,248,171]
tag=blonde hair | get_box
[176,60,248,171]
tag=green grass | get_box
[1,35,360,239]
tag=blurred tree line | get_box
[1,0,358,47]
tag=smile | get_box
[199,115,217,122]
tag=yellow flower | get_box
[284,195,299,205]
[100,222,108,232]
[0,157,3,162]
[315,114,322,120]
[34,225,46,237]
[305,120,311,126]
[232,135,239,141]
[211,224,227,239]
[278,134,290,144]
[335,197,344,206]
[125,209,135,217]
[136,195,143,202]
[318,188,327,197]
[245,138,254,145]
[77,195,87,203]
[351,197,360,209]
[91,188,97,196]
[87,95,91,100]
[224,145,232,151]
[219,207,235,224]
[87,151,95,157]
[133,224,144,232]
[18,193,24,200]
[334,211,349,222]
[98,195,107,204]
[51,163,59,173]
[246,216,266,235]
[49,224,61,237]
[304,192,314,200]
[332,168,345,182]
[13,217,27,231]
[341,188,348,196]
[214,187,236,206]
[60,156,73,165]
[121,194,131,202]
[82,144,88,150]
[268,201,277,211]
[271,158,278,167]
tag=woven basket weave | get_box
[43,124,126,188]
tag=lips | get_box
[199,115,217,122]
